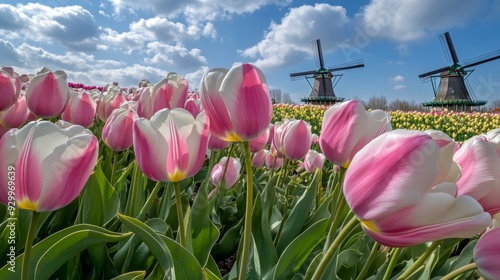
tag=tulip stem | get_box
[312,215,359,280]
[383,247,402,280]
[22,211,41,280]
[325,167,347,248]
[356,241,380,280]
[110,151,118,186]
[397,240,441,279]
[137,181,162,221]
[440,262,477,280]
[238,141,253,280]
[174,181,186,247]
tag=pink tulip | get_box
[344,130,491,247]
[249,127,269,153]
[252,149,267,168]
[0,66,21,111]
[102,108,138,151]
[184,96,203,117]
[211,157,242,189]
[0,94,29,128]
[133,108,209,182]
[311,133,319,145]
[267,123,276,145]
[455,136,500,216]
[0,121,98,212]
[137,74,189,119]
[266,151,283,170]
[474,228,500,279]
[96,85,127,121]
[273,119,312,160]
[319,100,391,168]
[208,133,229,151]
[304,150,325,173]
[199,63,272,142]
[25,68,70,118]
[61,91,97,128]
[424,129,460,184]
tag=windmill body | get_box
[290,39,364,105]
[419,32,500,111]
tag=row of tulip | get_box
[273,103,500,142]
[1,63,500,279]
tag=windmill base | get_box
[301,96,345,106]
[422,100,487,112]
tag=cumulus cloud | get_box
[392,84,406,90]
[356,0,489,42]
[240,4,350,70]
[143,42,208,70]
[389,75,405,83]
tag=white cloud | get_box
[240,4,350,70]
[357,0,489,42]
[392,84,406,90]
[143,42,208,69]
[389,75,405,83]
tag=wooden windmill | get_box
[419,32,500,111]
[290,39,364,105]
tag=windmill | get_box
[419,31,500,111]
[290,39,364,105]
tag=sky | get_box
[1,0,500,105]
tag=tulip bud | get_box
[61,91,97,128]
[0,66,21,111]
[211,157,241,189]
[102,108,138,151]
[25,68,70,118]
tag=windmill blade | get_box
[328,59,365,72]
[444,32,460,64]
[290,70,317,78]
[290,75,311,81]
[439,33,452,65]
[462,49,500,68]
[418,66,450,79]
[312,39,325,69]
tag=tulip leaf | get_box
[273,218,329,280]
[117,213,174,277]
[187,179,219,267]
[448,239,477,272]
[160,234,203,280]
[110,271,146,280]
[0,224,131,280]
[275,170,320,255]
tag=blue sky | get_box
[1,0,500,105]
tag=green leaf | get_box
[117,214,174,277]
[251,193,278,278]
[110,271,146,280]
[0,224,131,280]
[449,239,477,272]
[273,218,329,280]
[275,170,320,255]
[161,235,203,280]
[187,179,219,267]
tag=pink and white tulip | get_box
[266,151,283,170]
[319,100,391,168]
[0,66,21,111]
[474,228,500,280]
[133,108,209,182]
[249,127,269,153]
[102,108,138,151]
[137,73,189,119]
[252,149,267,168]
[96,86,127,122]
[25,68,70,118]
[273,119,312,160]
[199,63,272,142]
[344,130,491,247]
[61,91,97,128]
[0,121,98,212]
[211,157,242,189]
[208,133,229,151]
[455,136,500,216]
[0,94,29,129]
[304,150,326,173]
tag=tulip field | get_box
[1,64,500,280]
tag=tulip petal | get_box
[475,228,500,279]
[133,118,169,181]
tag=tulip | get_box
[252,149,267,168]
[474,228,500,279]
[96,89,127,122]
[266,151,283,170]
[304,150,325,173]
[273,119,312,160]
[0,120,98,212]
[211,157,242,189]
[199,63,272,142]
[455,136,500,216]
[184,96,203,117]
[344,130,491,247]
[249,127,269,153]
[0,66,21,111]
[133,108,209,182]
[102,108,138,151]
[208,133,229,151]
[25,67,70,118]
[319,100,391,168]
[0,94,29,129]
[61,91,97,128]
[424,129,460,184]
[137,73,189,119]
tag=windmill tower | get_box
[419,32,500,111]
[290,39,364,105]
